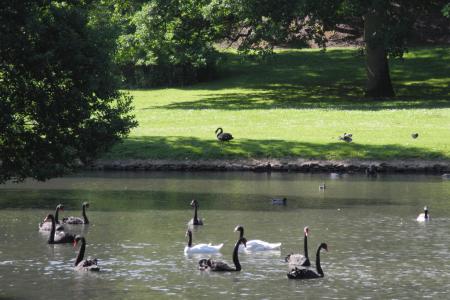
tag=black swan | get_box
[287,243,328,279]
[44,214,75,244]
[39,204,65,231]
[198,236,247,272]
[188,199,203,226]
[73,235,100,271]
[234,225,281,251]
[417,206,430,222]
[285,226,311,267]
[215,128,233,142]
[63,202,90,224]
[411,133,419,139]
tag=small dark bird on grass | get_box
[339,133,352,143]
[411,133,419,139]
[215,127,233,142]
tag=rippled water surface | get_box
[1,172,449,299]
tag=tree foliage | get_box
[0,0,137,183]
[203,0,445,97]
[116,0,219,87]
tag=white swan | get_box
[184,229,223,254]
[234,225,281,252]
[417,206,430,222]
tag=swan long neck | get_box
[315,245,324,277]
[187,231,192,247]
[54,207,60,224]
[75,238,86,266]
[304,234,308,259]
[216,128,223,137]
[425,210,428,219]
[232,239,242,271]
[48,216,55,243]
[82,205,89,224]
[193,205,198,223]
[238,228,244,239]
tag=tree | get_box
[0,0,137,183]
[205,0,442,97]
[115,0,220,87]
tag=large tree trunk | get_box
[363,9,395,97]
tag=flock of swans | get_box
[38,202,98,271]
[37,198,431,279]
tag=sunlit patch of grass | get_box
[106,47,450,161]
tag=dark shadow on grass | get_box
[104,136,449,161]
[143,48,450,111]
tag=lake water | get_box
[1,171,449,299]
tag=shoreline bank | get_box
[89,158,450,174]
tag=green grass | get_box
[104,47,450,161]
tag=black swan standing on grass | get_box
[39,204,65,231]
[188,199,203,226]
[215,128,233,142]
[63,202,90,224]
[285,226,311,267]
[44,214,75,244]
[198,236,247,272]
[287,243,328,279]
[73,235,100,271]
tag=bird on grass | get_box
[215,128,233,142]
[411,133,419,139]
[339,133,352,143]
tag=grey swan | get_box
[39,204,65,231]
[215,128,233,142]
[285,226,311,267]
[287,243,328,279]
[188,199,203,226]
[198,236,247,272]
[73,235,100,271]
[63,202,90,224]
[44,214,75,244]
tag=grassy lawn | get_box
[104,47,450,161]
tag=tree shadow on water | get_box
[105,136,448,160]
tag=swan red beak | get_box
[73,240,78,248]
